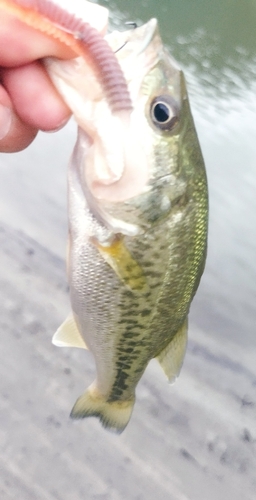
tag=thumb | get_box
[0,85,37,153]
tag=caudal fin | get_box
[70,384,135,433]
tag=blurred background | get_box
[0,1,255,499]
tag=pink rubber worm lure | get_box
[0,0,133,113]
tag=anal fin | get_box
[52,313,88,349]
[156,318,188,384]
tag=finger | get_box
[0,3,108,67]
[0,85,38,153]
[2,61,71,131]
[0,12,75,66]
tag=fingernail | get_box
[0,105,12,140]
[46,116,70,133]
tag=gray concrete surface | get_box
[0,117,255,499]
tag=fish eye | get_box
[150,95,179,131]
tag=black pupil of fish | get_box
[153,102,171,123]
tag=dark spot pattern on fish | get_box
[140,309,152,317]
[121,347,134,354]
[109,304,154,401]
[148,281,163,290]
[118,318,131,325]
[118,318,139,326]
[120,309,144,318]
[142,261,154,268]
[108,370,130,400]
[122,289,135,298]
[123,330,137,337]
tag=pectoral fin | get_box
[156,318,188,384]
[93,236,148,292]
[52,313,88,349]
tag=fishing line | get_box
[115,22,138,54]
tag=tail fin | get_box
[70,384,135,434]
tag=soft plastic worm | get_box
[9,0,133,113]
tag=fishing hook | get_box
[125,22,138,29]
[115,21,138,53]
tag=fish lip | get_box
[106,18,159,56]
[133,18,158,56]
[108,18,180,71]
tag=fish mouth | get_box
[107,18,180,72]
[107,18,158,53]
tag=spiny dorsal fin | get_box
[156,318,188,384]
[52,313,88,349]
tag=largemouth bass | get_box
[1,1,208,433]
[49,19,208,432]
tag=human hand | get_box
[0,11,75,153]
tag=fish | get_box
[49,18,208,432]
[2,1,208,433]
